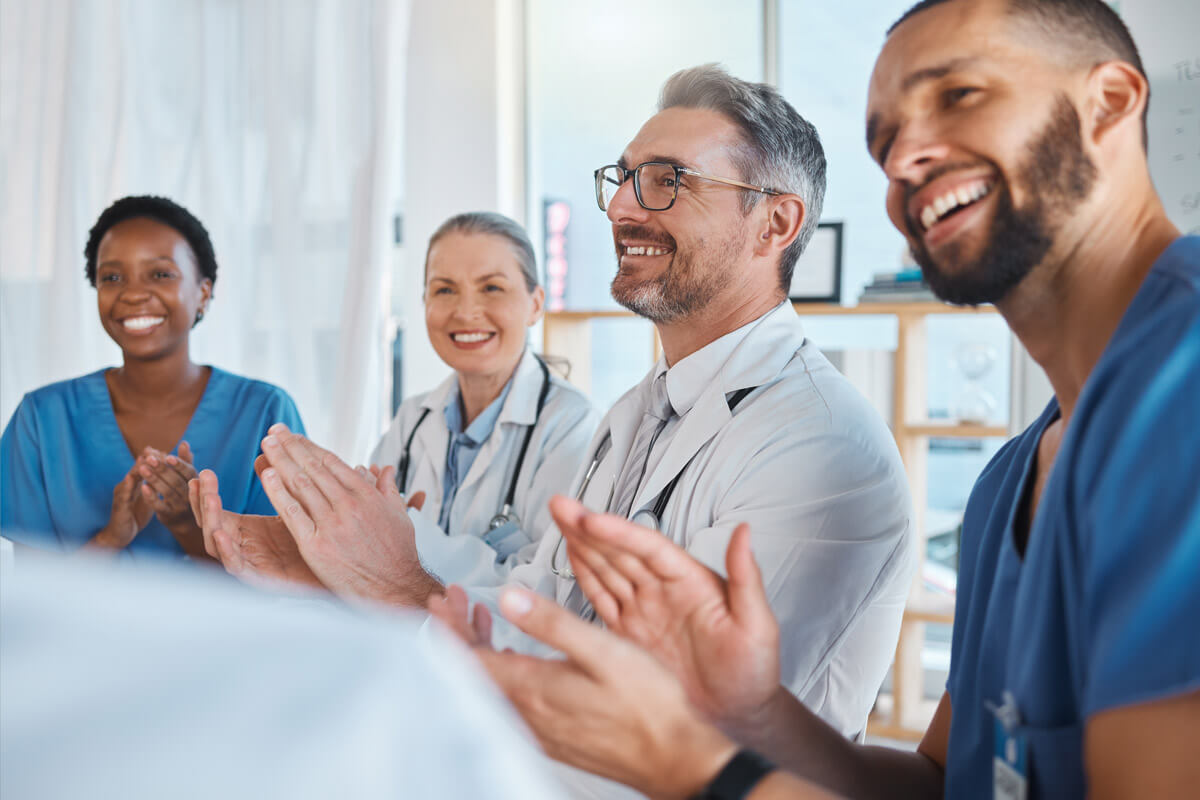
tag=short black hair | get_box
[84,195,218,287]
[887,0,1149,148]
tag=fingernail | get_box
[263,435,277,447]
[268,423,287,434]
[500,588,532,617]
[262,468,276,481]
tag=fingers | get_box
[497,587,614,678]
[178,440,194,465]
[188,478,203,528]
[406,489,426,512]
[548,494,589,539]
[198,470,225,557]
[258,465,319,543]
[163,452,199,483]
[564,535,637,612]
[579,511,699,581]
[138,459,189,507]
[725,523,773,629]
[254,454,270,478]
[471,601,494,648]
[429,585,478,646]
[566,547,624,628]
[260,433,335,518]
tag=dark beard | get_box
[910,95,1097,306]
[610,225,740,323]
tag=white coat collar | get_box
[631,302,807,515]
[418,347,543,424]
[452,348,547,501]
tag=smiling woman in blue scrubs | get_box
[0,196,303,561]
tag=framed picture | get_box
[788,221,843,303]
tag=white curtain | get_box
[0,0,408,461]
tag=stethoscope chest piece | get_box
[489,505,520,530]
[630,508,661,531]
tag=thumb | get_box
[254,454,270,478]
[725,523,773,629]
[497,587,610,676]
[407,490,426,512]
[377,465,402,497]
[178,440,194,465]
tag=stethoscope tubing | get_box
[396,354,552,531]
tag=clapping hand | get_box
[137,442,208,557]
[253,424,440,607]
[92,462,155,550]
[549,495,782,731]
[478,586,741,799]
[188,469,325,589]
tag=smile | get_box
[450,331,496,344]
[121,316,166,332]
[622,244,673,256]
[918,180,993,231]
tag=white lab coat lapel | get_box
[456,350,541,500]
[629,388,728,517]
[630,304,809,519]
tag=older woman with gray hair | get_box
[368,212,599,587]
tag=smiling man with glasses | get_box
[447,64,917,794]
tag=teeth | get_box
[452,332,493,343]
[624,245,670,256]
[918,181,992,231]
[122,316,165,331]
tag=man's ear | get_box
[1086,60,1148,148]
[755,194,806,258]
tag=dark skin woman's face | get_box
[94,217,212,362]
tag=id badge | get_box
[992,705,1028,800]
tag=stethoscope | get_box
[550,385,756,579]
[396,354,552,531]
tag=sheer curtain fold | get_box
[0,0,408,461]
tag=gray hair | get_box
[658,65,827,293]
[425,211,540,292]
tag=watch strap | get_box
[691,748,776,800]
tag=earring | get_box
[194,309,205,324]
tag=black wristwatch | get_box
[690,748,776,800]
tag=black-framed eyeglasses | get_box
[594,161,782,212]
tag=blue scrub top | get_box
[945,236,1200,798]
[0,366,305,561]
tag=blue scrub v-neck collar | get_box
[89,366,225,463]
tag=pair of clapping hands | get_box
[430,496,789,799]
[100,443,205,554]
[186,424,436,605]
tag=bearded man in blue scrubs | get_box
[466,1,1200,798]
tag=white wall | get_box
[398,0,526,401]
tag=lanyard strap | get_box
[648,385,757,521]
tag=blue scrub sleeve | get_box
[242,389,306,517]
[1081,314,1200,717]
[0,397,59,548]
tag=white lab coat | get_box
[497,303,915,743]
[371,348,599,588]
